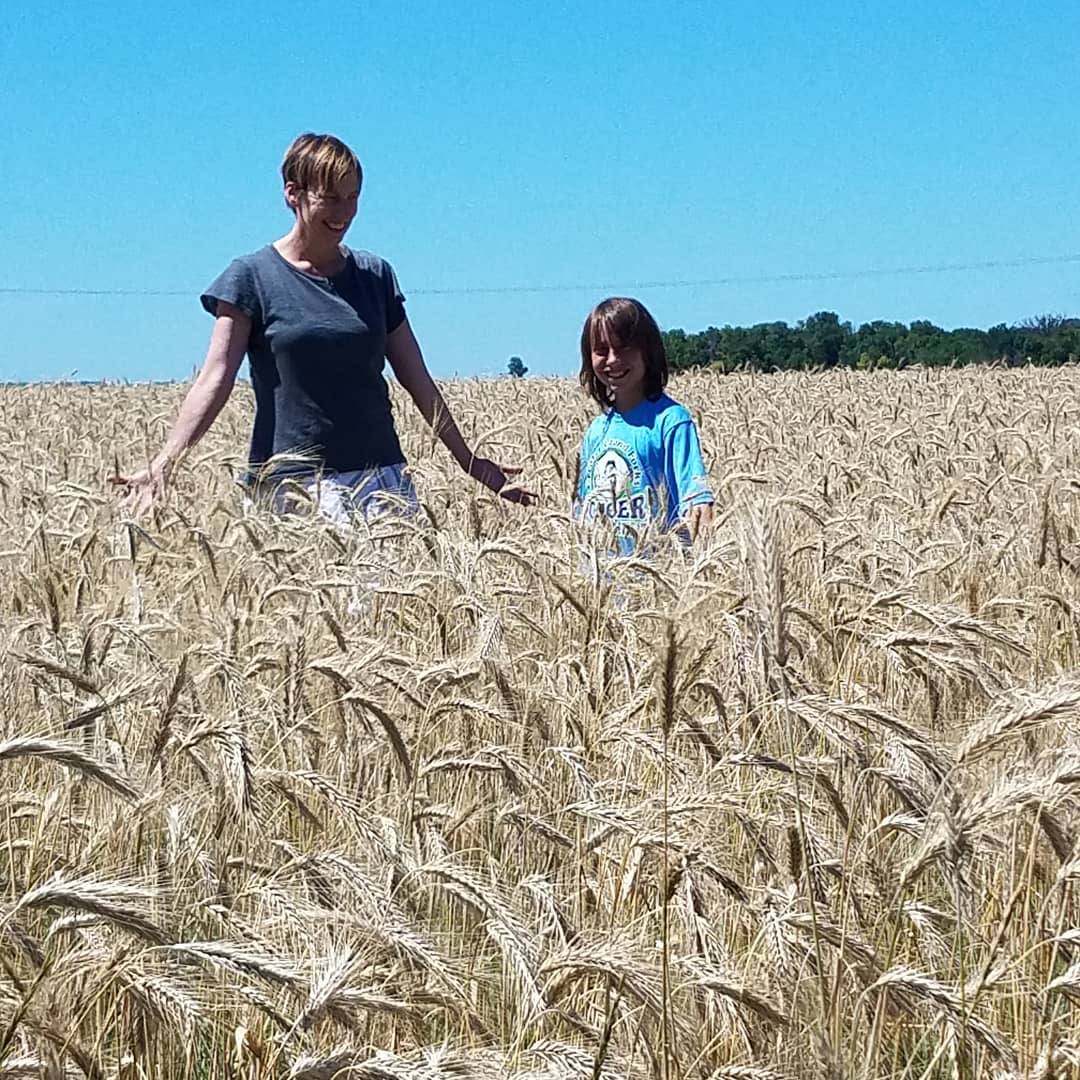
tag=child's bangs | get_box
[589,304,642,351]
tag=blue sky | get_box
[1,0,1077,382]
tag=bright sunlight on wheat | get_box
[4,366,1080,1080]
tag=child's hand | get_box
[686,502,714,542]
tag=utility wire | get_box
[0,252,1077,299]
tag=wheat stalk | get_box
[0,738,138,801]
[11,875,170,946]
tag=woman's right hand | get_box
[110,463,168,516]
[109,304,249,518]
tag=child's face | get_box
[591,329,647,401]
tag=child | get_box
[575,297,714,555]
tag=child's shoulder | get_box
[582,410,610,436]
[652,394,696,428]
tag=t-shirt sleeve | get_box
[665,419,714,515]
[381,259,407,335]
[200,257,261,322]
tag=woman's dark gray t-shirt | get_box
[201,245,406,481]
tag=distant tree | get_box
[799,311,849,368]
[659,311,1079,374]
[663,329,695,370]
[507,356,528,378]
[1018,313,1076,335]
[853,320,907,368]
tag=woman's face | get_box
[289,169,360,243]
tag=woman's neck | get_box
[274,225,345,276]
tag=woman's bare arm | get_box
[386,316,534,504]
[113,303,250,512]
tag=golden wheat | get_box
[5,366,1080,1078]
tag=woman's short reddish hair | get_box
[281,132,362,195]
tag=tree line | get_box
[660,312,1080,373]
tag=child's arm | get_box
[665,419,715,542]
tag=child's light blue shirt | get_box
[575,393,714,553]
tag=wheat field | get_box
[4,366,1080,1080]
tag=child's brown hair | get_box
[579,297,669,407]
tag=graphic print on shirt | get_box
[583,437,654,525]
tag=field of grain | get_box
[4,366,1080,1080]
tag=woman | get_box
[114,132,533,520]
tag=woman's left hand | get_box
[468,457,537,505]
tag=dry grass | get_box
[3,365,1080,1078]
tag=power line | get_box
[0,252,1077,300]
[0,286,190,297]
[413,253,1080,296]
